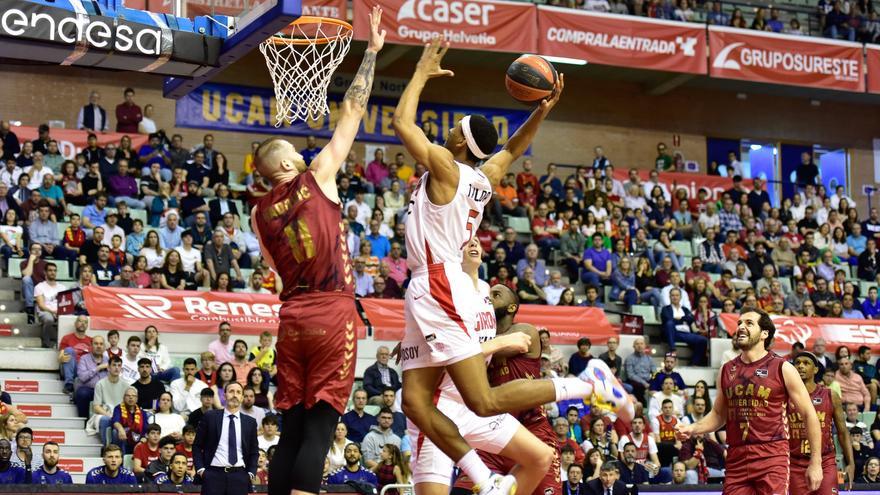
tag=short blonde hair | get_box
[255,137,305,176]
[200,351,215,361]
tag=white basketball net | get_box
[259,18,352,125]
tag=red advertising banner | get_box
[867,45,880,94]
[83,286,367,338]
[360,298,615,343]
[33,431,65,443]
[537,6,706,75]
[611,169,753,202]
[57,459,84,473]
[708,26,864,92]
[359,299,406,341]
[3,380,38,392]
[353,0,537,54]
[719,313,880,354]
[17,405,52,417]
[13,126,148,162]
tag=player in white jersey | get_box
[393,39,633,495]
[407,238,556,495]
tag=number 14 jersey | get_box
[405,161,492,271]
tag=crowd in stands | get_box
[547,0,880,43]
[2,87,880,488]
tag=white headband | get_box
[461,116,489,160]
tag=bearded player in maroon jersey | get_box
[789,352,854,494]
[675,309,823,495]
[451,284,562,495]
[250,8,385,495]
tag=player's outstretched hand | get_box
[673,422,693,442]
[367,6,386,53]
[416,39,454,79]
[539,73,564,114]
[806,461,822,491]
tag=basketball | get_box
[505,55,558,104]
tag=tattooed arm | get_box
[311,6,385,185]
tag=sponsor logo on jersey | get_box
[812,397,823,405]
[401,345,420,362]
[755,368,768,378]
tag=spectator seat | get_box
[631,304,659,325]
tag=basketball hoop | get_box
[259,16,353,125]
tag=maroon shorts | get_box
[789,455,838,495]
[454,419,562,495]
[723,443,789,495]
[274,293,358,415]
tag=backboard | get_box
[0,0,231,77]
[0,0,317,98]
[163,0,305,98]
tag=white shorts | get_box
[401,264,482,371]
[407,395,520,486]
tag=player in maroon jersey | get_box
[789,351,854,494]
[250,8,385,495]
[451,284,561,495]
[675,309,823,495]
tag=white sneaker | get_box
[579,359,634,421]
[473,473,517,495]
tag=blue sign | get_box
[175,82,532,146]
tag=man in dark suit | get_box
[194,382,258,495]
[660,288,707,366]
[362,346,401,405]
[585,462,635,495]
[208,184,239,227]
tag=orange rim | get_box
[268,16,353,46]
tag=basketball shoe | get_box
[578,359,635,421]
[473,473,517,495]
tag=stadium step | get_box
[2,378,65,394]
[0,312,31,325]
[33,442,102,457]
[0,337,42,348]
[0,324,43,340]
[0,299,23,311]
[0,290,19,300]
[0,371,60,381]
[8,391,72,405]
[15,403,79,418]
[0,348,58,371]
[30,429,100,445]
[27,416,86,429]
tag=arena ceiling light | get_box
[532,54,588,66]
